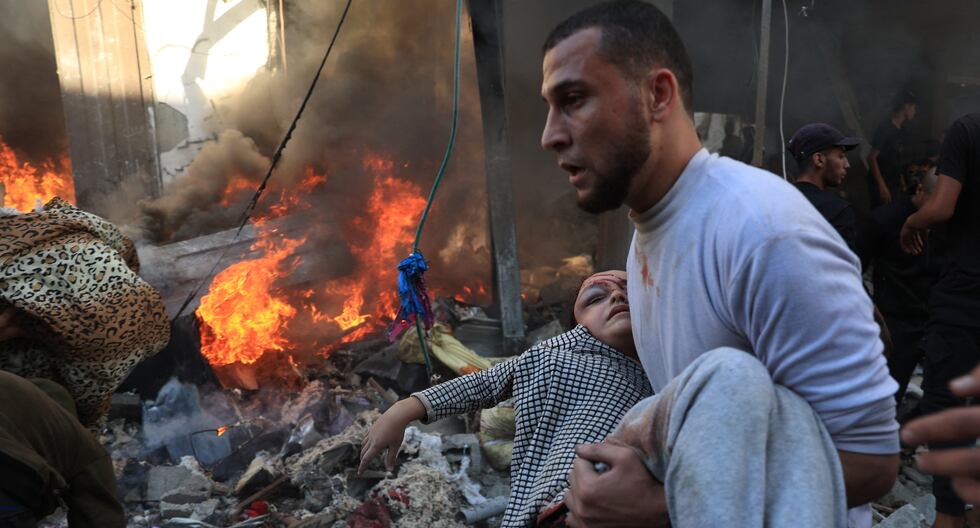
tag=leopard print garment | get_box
[0,198,170,427]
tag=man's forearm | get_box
[838,450,899,506]
[868,156,886,188]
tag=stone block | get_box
[159,471,212,504]
[878,480,920,509]
[902,466,933,488]
[910,494,936,525]
[878,504,928,528]
[146,465,192,502]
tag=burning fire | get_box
[197,234,304,366]
[197,156,427,370]
[323,156,426,342]
[216,425,230,437]
[0,138,75,212]
[196,154,489,379]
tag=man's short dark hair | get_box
[795,147,833,173]
[891,89,918,113]
[543,0,694,114]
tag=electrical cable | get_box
[53,0,104,20]
[408,0,464,384]
[413,0,463,253]
[779,0,790,179]
[171,0,354,321]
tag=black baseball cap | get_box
[786,123,861,162]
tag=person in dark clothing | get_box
[868,90,918,207]
[900,113,980,528]
[786,123,861,255]
[870,168,943,406]
[0,308,124,528]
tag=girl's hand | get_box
[358,396,426,474]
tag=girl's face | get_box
[573,270,635,356]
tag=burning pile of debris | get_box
[83,304,517,528]
[54,285,581,528]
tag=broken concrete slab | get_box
[910,494,936,525]
[160,500,196,519]
[901,466,933,488]
[160,471,213,504]
[877,504,928,528]
[878,479,920,509]
[147,465,193,502]
[191,498,221,521]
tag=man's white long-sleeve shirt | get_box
[627,148,899,454]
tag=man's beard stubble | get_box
[576,110,651,215]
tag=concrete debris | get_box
[901,465,933,488]
[98,329,521,528]
[876,504,928,528]
[442,433,483,474]
[235,452,281,496]
[878,480,920,509]
[909,495,936,525]
[147,465,193,502]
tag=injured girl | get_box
[359,270,651,528]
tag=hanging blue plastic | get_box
[386,251,434,342]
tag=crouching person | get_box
[0,370,125,528]
[360,271,651,527]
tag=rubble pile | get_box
[870,375,980,527]
[73,322,521,528]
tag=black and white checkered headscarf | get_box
[414,325,652,527]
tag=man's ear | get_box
[644,68,678,121]
[812,152,825,169]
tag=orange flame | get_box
[322,155,426,343]
[196,155,487,375]
[197,168,330,368]
[0,139,75,212]
[197,235,304,366]
[216,425,230,437]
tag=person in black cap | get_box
[868,90,918,207]
[787,123,862,255]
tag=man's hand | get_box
[878,183,893,204]
[565,442,669,528]
[900,217,927,255]
[902,363,980,504]
[358,396,425,474]
[0,306,22,342]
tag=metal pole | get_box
[467,0,525,354]
[752,0,773,167]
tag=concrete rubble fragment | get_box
[876,503,929,528]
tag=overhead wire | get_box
[171,0,354,321]
[779,0,790,179]
[412,0,463,253]
[407,0,464,383]
[52,0,104,20]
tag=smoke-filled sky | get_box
[0,0,67,162]
[4,0,979,273]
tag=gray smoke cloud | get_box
[137,0,492,300]
[0,0,67,162]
